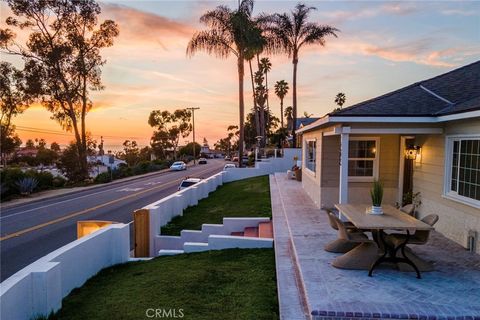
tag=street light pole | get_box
[186,107,200,165]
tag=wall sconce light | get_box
[405,145,421,160]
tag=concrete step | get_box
[244,227,259,237]
[259,221,273,238]
[158,249,184,256]
[184,242,209,253]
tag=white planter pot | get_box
[370,206,384,215]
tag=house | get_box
[15,147,38,158]
[286,117,320,146]
[87,154,126,169]
[297,60,480,253]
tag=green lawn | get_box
[50,249,278,320]
[161,175,271,236]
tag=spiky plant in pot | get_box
[370,179,384,214]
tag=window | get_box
[306,140,316,173]
[445,136,480,207]
[348,138,379,181]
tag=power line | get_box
[14,125,143,140]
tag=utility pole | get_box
[186,107,200,165]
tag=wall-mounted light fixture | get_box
[405,145,421,160]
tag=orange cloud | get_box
[100,3,194,48]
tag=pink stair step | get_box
[244,227,259,237]
[258,221,273,238]
[231,231,244,236]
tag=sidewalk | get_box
[1,163,194,209]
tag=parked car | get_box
[224,156,231,161]
[178,177,201,190]
[170,161,186,171]
[224,163,236,170]
[232,156,239,162]
[198,158,207,164]
[242,156,249,165]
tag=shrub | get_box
[133,161,151,175]
[25,170,54,190]
[52,176,67,188]
[94,172,112,184]
[1,168,26,194]
[16,177,39,195]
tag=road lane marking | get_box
[0,166,222,241]
[0,163,221,220]
[116,188,144,192]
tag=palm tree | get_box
[334,92,346,109]
[274,80,289,128]
[259,57,272,128]
[265,3,338,147]
[284,106,293,132]
[187,0,263,167]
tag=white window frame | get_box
[304,139,316,176]
[444,134,480,209]
[348,137,380,182]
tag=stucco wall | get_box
[413,118,480,252]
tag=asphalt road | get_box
[0,159,225,281]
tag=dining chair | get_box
[400,204,415,216]
[324,210,368,253]
[386,214,439,246]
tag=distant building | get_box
[15,147,38,158]
[87,154,126,169]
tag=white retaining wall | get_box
[0,224,130,320]
[223,148,301,183]
[145,149,301,256]
[155,217,271,252]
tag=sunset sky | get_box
[1,0,479,151]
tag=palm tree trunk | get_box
[280,98,284,128]
[249,60,260,138]
[265,70,270,136]
[292,53,298,148]
[238,55,245,168]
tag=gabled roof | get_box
[331,60,480,117]
[296,117,320,129]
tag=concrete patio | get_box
[271,173,480,320]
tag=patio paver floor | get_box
[271,173,480,319]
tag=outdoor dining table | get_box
[334,204,434,279]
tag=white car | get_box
[178,178,201,190]
[170,161,187,171]
[224,164,236,170]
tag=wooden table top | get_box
[334,204,434,231]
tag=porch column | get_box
[339,129,350,204]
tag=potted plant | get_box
[370,179,384,215]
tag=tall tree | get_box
[187,0,264,167]
[0,62,30,164]
[265,3,338,147]
[284,106,293,133]
[121,140,140,167]
[214,125,239,158]
[334,92,346,112]
[1,0,119,180]
[259,57,272,129]
[148,109,192,160]
[274,80,289,128]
